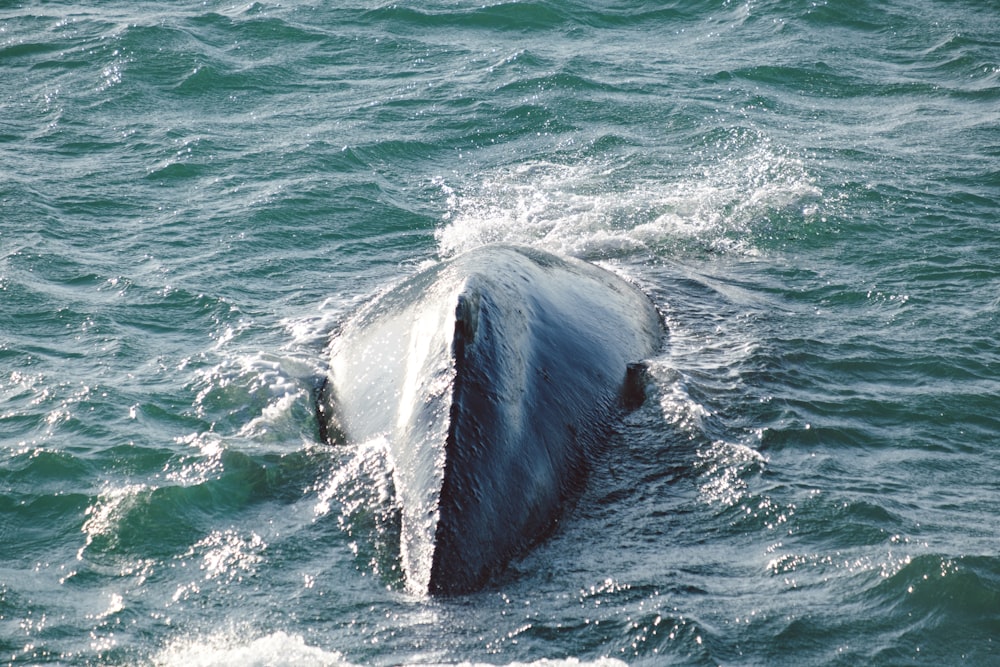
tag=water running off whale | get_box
[319,244,663,595]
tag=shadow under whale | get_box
[319,244,662,595]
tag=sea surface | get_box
[2,1,999,665]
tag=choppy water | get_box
[2,1,999,665]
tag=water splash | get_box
[311,438,404,588]
[434,135,821,260]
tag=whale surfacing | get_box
[320,244,661,595]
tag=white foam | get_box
[152,630,346,667]
[184,348,320,445]
[434,138,821,260]
[428,660,629,667]
[152,630,628,667]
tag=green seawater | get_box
[2,1,999,665]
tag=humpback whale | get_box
[319,244,662,595]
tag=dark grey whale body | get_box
[320,244,662,595]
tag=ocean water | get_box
[2,0,999,664]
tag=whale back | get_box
[324,245,662,594]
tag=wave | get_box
[767,552,1000,664]
[362,2,572,33]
